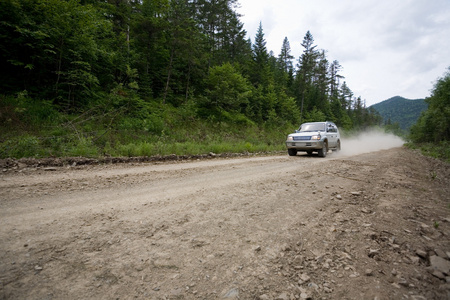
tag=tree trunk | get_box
[163,48,175,104]
[300,91,305,124]
[185,62,191,102]
[55,38,64,96]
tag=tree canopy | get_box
[0,0,381,130]
[410,68,450,143]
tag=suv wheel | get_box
[333,140,341,152]
[288,149,297,156]
[318,142,328,157]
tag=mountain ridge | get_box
[370,96,427,131]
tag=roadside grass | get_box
[405,141,450,163]
[0,132,285,158]
[0,95,289,159]
[113,140,282,157]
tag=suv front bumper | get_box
[286,140,325,151]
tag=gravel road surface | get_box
[1,146,449,299]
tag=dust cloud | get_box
[337,128,405,157]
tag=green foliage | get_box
[406,141,450,163]
[0,135,41,158]
[67,137,99,157]
[0,1,387,159]
[434,221,439,229]
[0,94,287,159]
[0,0,116,107]
[302,107,327,123]
[201,63,252,115]
[430,171,437,180]
[410,68,450,143]
[384,122,406,138]
[0,94,60,135]
[276,91,300,124]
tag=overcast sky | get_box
[236,0,450,106]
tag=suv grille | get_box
[293,136,311,141]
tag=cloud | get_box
[237,0,450,105]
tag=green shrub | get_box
[0,135,41,158]
[66,137,99,157]
[406,141,450,163]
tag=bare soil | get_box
[0,147,449,300]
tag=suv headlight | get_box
[311,135,321,140]
[287,136,293,141]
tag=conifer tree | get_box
[251,22,270,87]
[278,37,294,73]
[339,81,353,110]
[329,60,344,98]
[312,50,332,118]
[297,30,319,122]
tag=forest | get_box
[1,0,389,158]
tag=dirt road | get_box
[1,146,449,299]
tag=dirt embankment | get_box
[0,146,449,299]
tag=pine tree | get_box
[278,37,294,73]
[339,81,353,110]
[297,30,319,122]
[312,50,332,118]
[251,22,269,85]
[329,60,344,98]
[253,23,268,63]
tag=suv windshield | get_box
[299,123,325,132]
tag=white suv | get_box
[286,121,341,157]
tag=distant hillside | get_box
[370,96,428,131]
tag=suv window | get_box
[299,123,325,132]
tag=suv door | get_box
[326,124,337,148]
